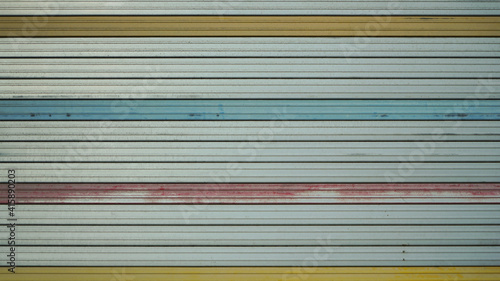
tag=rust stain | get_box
[4,183,500,204]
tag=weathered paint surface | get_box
[2,0,500,274]
[4,183,499,204]
[3,38,500,58]
[1,99,499,120]
[3,267,500,281]
[2,78,499,100]
[2,16,500,37]
[2,58,499,79]
[2,246,499,266]
[3,0,500,15]
[2,121,498,141]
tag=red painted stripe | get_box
[3,183,500,204]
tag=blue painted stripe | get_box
[1,100,499,121]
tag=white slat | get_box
[3,79,498,99]
[1,1,499,15]
[5,205,500,225]
[3,162,499,183]
[4,246,499,266]
[2,0,499,271]
[7,225,500,246]
[2,121,499,141]
[4,38,500,57]
[2,58,498,78]
[3,142,499,162]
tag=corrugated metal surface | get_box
[3,58,499,78]
[9,225,500,246]
[3,142,498,162]
[2,16,500,37]
[4,267,500,281]
[2,100,498,120]
[4,183,499,204]
[3,79,498,99]
[6,205,500,225]
[4,162,499,183]
[3,121,498,141]
[4,38,500,57]
[2,38,498,100]
[2,0,500,278]
[1,1,499,15]
[3,246,499,266]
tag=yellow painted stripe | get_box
[1,16,500,37]
[2,267,500,281]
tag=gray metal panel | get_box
[4,142,499,162]
[8,225,500,246]
[1,1,499,15]
[2,58,499,78]
[4,246,499,266]
[4,162,499,183]
[6,205,500,225]
[3,79,498,99]
[2,121,499,141]
[2,38,498,99]
[1,0,499,272]
[4,38,500,57]
[1,3,499,270]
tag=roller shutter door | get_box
[1,1,500,280]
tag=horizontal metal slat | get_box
[7,205,499,225]
[6,225,499,246]
[3,142,499,162]
[3,162,500,183]
[2,58,499,78]
[2,16,500,37]
[3,246,499,266]
[4,38,500,57]
[2,78,499,99]
[3,267,500,281]
[3,183,499,204]
[2,1,500,15]
[2,121,498,141]
[2,100,498,121]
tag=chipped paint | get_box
[4,183,500,204]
